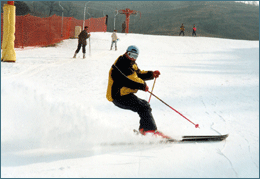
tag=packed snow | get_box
[1,32,259,178]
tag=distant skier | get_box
[73,26,91,59]
[192,24,197,37]
[106,45,170,138]
[105,15,108,26]
[122,21,126,33]
[110,30,118,51]
[105,15,108,32]
[179,23,185,36]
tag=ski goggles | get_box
[128,52,138,60]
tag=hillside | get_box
[2,1,258,40]
[130,1,259,40]
[69,1,259,40]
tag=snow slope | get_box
[1,32,259,178]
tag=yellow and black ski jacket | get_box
[106,54,154,102]
[180,25,185,31]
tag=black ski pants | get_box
[179,31,185,36]
[192,30,196,36]
[113,93,157,131]
[75,43,86,54]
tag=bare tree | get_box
[63,2,75,17]
[42,1,60,16]
[30,1,38,14]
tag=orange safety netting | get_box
[1,14,107,48]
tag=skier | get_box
[73,26,91,59]
[179,23,185,36]
[192,24,197,37]
[122,21,126,33]
[106,45,169,138]
[105,15,108,32]
[110,30,118,51]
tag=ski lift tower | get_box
[119,8,141,33]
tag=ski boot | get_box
[139,128,171,139]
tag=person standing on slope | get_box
[192,24,197,37]
[73,26,91,59]
[106,45,169,138]
[179,23,185,36]
[110,30,118,51]
[122,21,126,33]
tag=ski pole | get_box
[147,90,199,128]
[148,78,156,103]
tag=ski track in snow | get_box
[1,32,259,178]
[216,146,239,178]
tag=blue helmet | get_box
[127,45,139,54]
[126,45,139,60]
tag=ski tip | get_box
[181,134,229,142]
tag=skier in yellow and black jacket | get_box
[179,23,185,36]
[106,45,162,135]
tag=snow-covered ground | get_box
[1,32,259,178]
